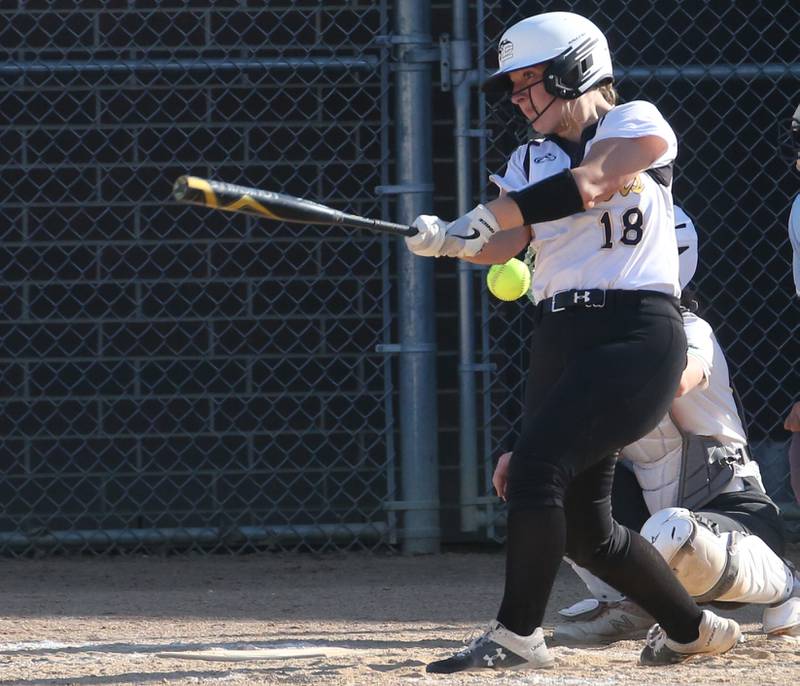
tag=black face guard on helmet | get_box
[509,77,558,133]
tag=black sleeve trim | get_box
[507,169,585,226]
[645,163,674,186]
[523,143,532,181]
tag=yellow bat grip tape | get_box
[225,196,281,220]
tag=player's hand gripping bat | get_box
[172,176,419,238]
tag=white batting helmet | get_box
[482,12,613,99]
[675,205,699,289]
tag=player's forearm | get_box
[674,355,707,397]
[484,195,526,231]
[479,186,528,239]
[462,225,531,264]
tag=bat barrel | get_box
[172,175,418,237]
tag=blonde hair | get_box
[557,80,618,132]
[597,81,618,106]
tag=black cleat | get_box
[427,620,554,674]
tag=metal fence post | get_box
[452,0,480,533]
[393,0,440,553]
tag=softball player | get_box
[407,11,739,670]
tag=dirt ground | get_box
[1,547,799,686]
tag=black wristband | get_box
[507,169,585,225]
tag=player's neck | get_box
[555,94,613,143]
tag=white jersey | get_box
[789,193,800,296]
[621,311,762,513]
[491,101,680,302]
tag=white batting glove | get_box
[443,204,500,257]
[406,215,449,257]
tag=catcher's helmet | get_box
[482,12,613,99]
[674,205,698,289]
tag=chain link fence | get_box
[0,3,401,555]
[475,0,800,539]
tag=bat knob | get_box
[172,175,189,201]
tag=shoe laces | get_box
[645,623,667,652]
[461,624,494,651]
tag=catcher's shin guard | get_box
[640,507,794,604]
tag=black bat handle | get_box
[363,219,418,237]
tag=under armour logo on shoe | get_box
[482,647,507,666]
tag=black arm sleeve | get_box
[506,169,585,225]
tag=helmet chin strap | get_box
[527,95,558,134]
[511,80,558,133]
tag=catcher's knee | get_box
[640,507,729,601]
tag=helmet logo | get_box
[568,31,587,45]
[498,39,514,65]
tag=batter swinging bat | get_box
[172,176,418,237]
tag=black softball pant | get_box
[497,291,705,642]
[508,291,687,506]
